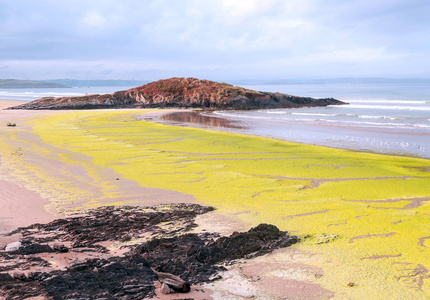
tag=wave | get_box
[415,124,430,128]
[276,111,405,121]
[291,112,337,117]
[348,99,428,104]
[357,115,403,120]
[266,111,287,114]
[213,112,270,120]
[215,111,430,131]
[0,91,85,101]
[45,92,84,96]
[335,113,356,117]
[343,104,430,111]
[323,119,430,129]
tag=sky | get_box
[0,0,429,81]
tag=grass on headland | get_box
[14,110,430,298]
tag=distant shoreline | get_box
[0,79,69,89]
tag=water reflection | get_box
[159,111,245,129]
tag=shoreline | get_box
[1,102,430,298]
[4,99,429,160]
[149,109,430,160]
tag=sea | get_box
[0,86,131,102]
[1,83,429,159]
[214,83,430,158]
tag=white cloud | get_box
[220,0,268,24]
[0,0,429,79]
[306,48,404,64]
[81,11,107,28]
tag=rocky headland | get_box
[8,77,345,110]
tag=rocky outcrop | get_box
[8,77,345,110]
[0,204,299,299]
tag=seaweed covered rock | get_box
[9,204,214,247]
[0,204,299,299]
[134,223,299,284]
[1,256,157,300]
[4,240,54,255]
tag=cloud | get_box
[81,12,107,28]
[0,0,429,79]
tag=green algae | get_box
[7,110,430,298]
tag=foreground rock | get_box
[8,77,344,110]
[0,204,299,299]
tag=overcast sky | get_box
[1,0,429,80]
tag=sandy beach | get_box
[0,101,57,236]
[0,103,335,299]
[1,101,430,299]
[0,103,300,299]
[2,0,429,297]
[0,105,192,217]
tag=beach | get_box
[0,101,58,235]
[1,101,430,299]
[3,0,429,297]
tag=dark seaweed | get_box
[0,204,299,299]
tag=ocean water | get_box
[214,83,430,158]
[0,86,134,102]
[1,83,429,158]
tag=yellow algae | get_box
[4,109,430,299]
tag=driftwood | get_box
[154,270,191,293]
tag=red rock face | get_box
[8,77,345,110]
[113,77,266,107]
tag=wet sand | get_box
[0,101,59,236]
[0,104,197,230]
[0,178,55,236]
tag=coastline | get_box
[0,102,430,299]
[153,109,430,159]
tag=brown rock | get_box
[4,241,21,252]
[11,272,27,281]
[52,243,69,252]
[160,282,172,294]
[8,77,345,110]
[156,271,191,293]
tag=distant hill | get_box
[8,77,345,110]
[0,79,69,89]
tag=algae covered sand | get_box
[2,110,430,299]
